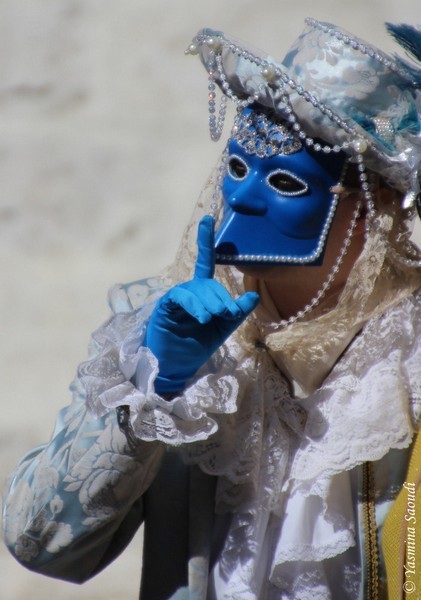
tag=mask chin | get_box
[215,205,336,266]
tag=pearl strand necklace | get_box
[249,198,363,331]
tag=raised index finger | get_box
[194,215,216,279]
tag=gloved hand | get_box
[143,215,260,395]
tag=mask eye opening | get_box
[266,169,309,196]
[228,154,249,181]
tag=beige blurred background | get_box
[0,1,419,598]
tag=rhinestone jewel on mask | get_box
[232,109,303,158]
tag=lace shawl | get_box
[79,157,421,596]
[80,274,421,597]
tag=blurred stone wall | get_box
[1,1,419,598]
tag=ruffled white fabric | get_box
[79,303,241,446]
[80,282,421,599]
[205,290,421,597]
[290,294,420,497]
[262,292,421,597]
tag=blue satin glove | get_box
[144,215,260,395]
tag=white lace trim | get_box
[81,286,421,596]
[79,304,241,446]
[273,471,356,563]
[288,291,421,500]
[81,289,421,490]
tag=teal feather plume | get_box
[386,23,421,86]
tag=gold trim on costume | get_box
[363,462,379,600]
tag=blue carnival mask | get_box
[215,109,347,265]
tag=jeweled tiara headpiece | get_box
[232,108,302,157]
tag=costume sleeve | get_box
[2,385,165,583]
[2,288,168,583]
[2,277,241,583]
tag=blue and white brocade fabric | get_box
[3,276,421,598]
[198,19,421,196]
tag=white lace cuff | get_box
[80,306,240,446]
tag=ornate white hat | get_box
[187,18,421,211]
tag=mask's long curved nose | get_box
[226,169,268,216]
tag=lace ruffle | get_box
[81,285,421,504]
[289,291,421,500]
[80,272,421,598]
[255,290,421,592]
[182,349,301,513]
[206,293,421,598]
[78,303,241,446]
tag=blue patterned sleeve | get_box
[2,381,164,583]
[2,279,168,583]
